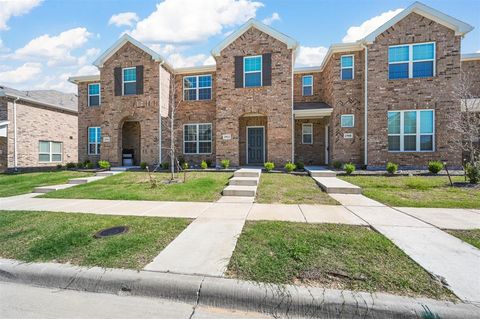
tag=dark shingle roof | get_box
[293,102,331,110]
[0,86,78,113]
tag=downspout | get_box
[159,61,165,165]
[291,50,295,163]
[361,43,368,168]
[13,96,20,171]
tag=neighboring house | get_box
[69,2,479,169]
[0,86,78,172]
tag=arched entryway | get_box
[239,113,267,166]
[121,121,141,166]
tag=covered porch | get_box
[293,102,333,166]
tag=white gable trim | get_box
[363,1,473,43]
[93,34,167,68]
[68,75,101,84]
[211,19,298,57]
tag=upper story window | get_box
[123,67,137,95]
[302,123,313,144]
[183,75,212,101]
[183,123,212,154]
[341,55,354,80]
[388,42,435,80]
[88,83,100,107]
[39,141,62,162]
[244,55,262,87]
[388,110,434,152]
[302,75,313,96]
[88,127,101,155]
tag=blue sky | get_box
[0,0,478,93]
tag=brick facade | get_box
[461,60,480,98]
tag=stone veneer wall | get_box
[366,12,462,168]
[215,27,293,166]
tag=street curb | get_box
[0,258,478,318]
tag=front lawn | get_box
[446,229,480,249]
[228,221,453,300]
[0,171,93,197]
[0,210,190,269]
[41,171,232,202]
[340,175,480,208]
[256,173,339,205]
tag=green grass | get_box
[228,221,453,300]
[340,175,480,208]
[41,171,232,202]
[0,171,93,197]
[0,210,190,269]
[256,173,339,205]
[446,229,480,249]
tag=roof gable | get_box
[362,1,473,43]
[93,34,166,67]
[211,19,298,57]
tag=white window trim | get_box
[388,42,436,79]
[302,75,313,96]
[88,127,101,155]
[340,54,354,80]
[39,141,62,163]
[341,114,355,128]
[183,74,212,101]
[122,67,136,96]
[243,55,262,88]
[387,109,435,152]
[88,83,101,107]
[302,123,313,144]
[183,123,212,155]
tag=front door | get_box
[247,127,264,165]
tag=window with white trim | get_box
[388,42,435,80]
[244,55,262,87]
[39,141,62,162]
[388,110,434,152]
[302,123,313,144]
[183,75,212,101]
[122,67,136,95]
[302,75,313,96]
[341,55,354,80]
[88,83,100,106]
[184,123,212,154]
[88,127,101,155]
[341,114,354,127]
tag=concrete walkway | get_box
[305,166,362,194]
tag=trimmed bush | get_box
[386,162,398,175]
[343,163,355,175]
[465,162,480,184]
[161,162,170,170]
[85,162,94,169]
[182,162,189,170]
[140,162,147,170]
[221,159,230,169]
[76,162,84,169]
[295,162,305,170]
[56,164,63,170]
[264,161,275,172]
[200,160,208,169]
[98,160,111,170]
[205,159,212,167]
[66,162,76,169]
[332,161,342,169]
[284,162,296,173]
[428,161,444,174]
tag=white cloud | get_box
[0,0,42,30]
[342,8,403,43]
[14,27,92,66]
[296,46,328,67]
[109,12,139,27]
[130,0,263,43]
[203,56,215,65]
[168,53,210,68]
[262,12,280,26]
[0,62,42,84]
[77,47,100,66]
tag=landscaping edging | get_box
[0,258,477,318]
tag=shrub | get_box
[205,159,212,167]
[264,161,275,172]
[56,164,63,170]
[66,162,76,169]
[140,162,147,170]
[428,161,444,174]
[386,162,398,174]
[465,162,480,184]
[97,160,111,170]
[284,162,296,173]
[343,163,355,175]
[221,159,230,169]
[332,161,342,169]
[76,162,84,169]
[295,162,305,170]
[201,160,208,169]
[178,157,186,167]
[182,162,189,170]
[161,162,170,170]
[85,162,94,169]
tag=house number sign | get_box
[343,133,353,139]
[222,134,232,140]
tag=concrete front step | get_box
[33,184,77,193]
[96,171,122,177]
[229,176,259,186]
[68,176,105,185]
[305,166,337,177]
[222,185,257,197]
[313,177,361,194]
[234,168,261,178]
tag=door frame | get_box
[246,126,265,165]
[324,124,329,165]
